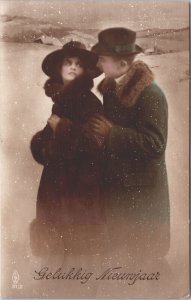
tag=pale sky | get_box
[0,0,189,30]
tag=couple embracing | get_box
[30,27,170,263]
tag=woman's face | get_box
[61,57,84,83]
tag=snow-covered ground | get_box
[1,42,189,298]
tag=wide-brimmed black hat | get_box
[42,41,102,78]
[92,27,143,56]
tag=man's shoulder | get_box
[142,81,166,100]
[137,81,168,110]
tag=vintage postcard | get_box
[0,0,190,298]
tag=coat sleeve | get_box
[106,87,168,159]
[31,119,78,165]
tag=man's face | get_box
[97,56,128,79]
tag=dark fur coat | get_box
[30,74,106,232]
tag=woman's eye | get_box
[63,61,70,66]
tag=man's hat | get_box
[92,27,143,56]
[42,41,102,78]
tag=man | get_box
[89,27,170,263]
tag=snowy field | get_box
[1,42,189,298]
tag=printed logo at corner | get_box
[12,270,23,289]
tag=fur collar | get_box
[44,73,94,103]
[98,60,154,107]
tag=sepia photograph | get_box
[0,0,190,298]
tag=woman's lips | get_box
[68,72,77,76]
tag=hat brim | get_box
[91,43,143,56]
[42,47,102,78]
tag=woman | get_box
[30,41,106,257]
